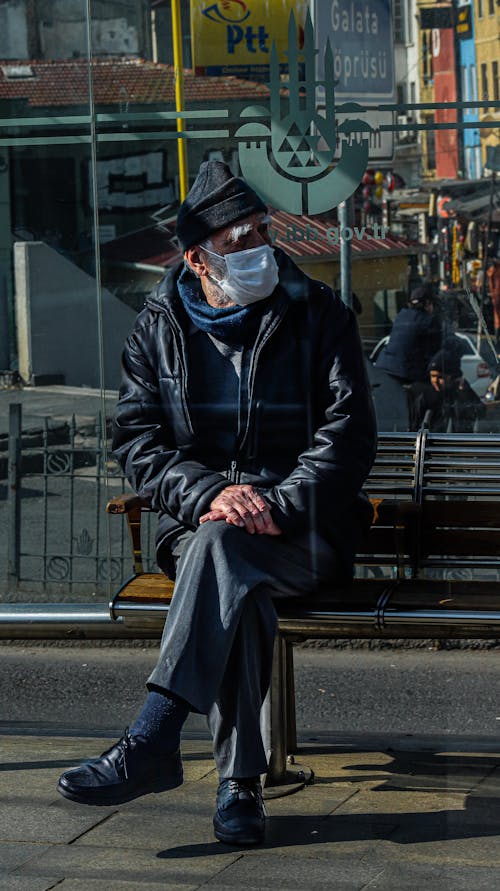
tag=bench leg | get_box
[267,632,288,784]
[285,639,298,754]
[263,633,313,799]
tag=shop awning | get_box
[446,183,500,222]
[98,210,421,271]
[269,211,421,262]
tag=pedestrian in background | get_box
[487,260,500,347]
[375,286,442,384]
[407,347,485,432]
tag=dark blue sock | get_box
[129,689,189,754]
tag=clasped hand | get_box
[199,484,282,535]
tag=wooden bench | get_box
[107,431,500,792]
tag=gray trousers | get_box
[148,521,338,779]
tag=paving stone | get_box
[57,880,198,891]
[380,830,500,865]
[179,761,215,784]
[332,789,466,815]
[202,851,383,888]
[172,740,216,784]
[0,735,211,769]
[364,862,500,889]
[261,813,399,853]
[0,735,110,759]
[0,737,88,801]
[0,735,215,815]
[301,750,394,786]
[468,764,500,800]
[116,771,218,818]
[74,810,223,850]
[0,769,79,804]
[0,843,53,871]
[0,878,62,891]
[14,843,242,884]
[264,783,356,817]
[458,795,500,825]
[0,801,115,844]
[371,751,499,794]
[304,747,498,795]
[121,792,215,821]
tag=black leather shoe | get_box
[213,777,266,846]
[57,729,183,806]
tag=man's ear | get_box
[185,247,208,277]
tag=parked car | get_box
[369,332,493,397]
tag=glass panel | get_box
[0,0,499,607]
[0,2,108,601]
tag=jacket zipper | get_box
[151,289,289,483]
[226,307,288,485]
[235,304,288,460]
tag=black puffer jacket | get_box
[375,306,442,382]
[113,249,377,577]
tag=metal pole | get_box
[339,198,353,309]
[0,603,161,639]
[451,0,465,177]
[141,0,153,62]
[7,402,21,587]
[171,0,189,201]
[267,634,288,784]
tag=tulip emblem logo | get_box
[236,11,373,215]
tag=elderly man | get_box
[57,162,377,846]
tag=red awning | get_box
[99,210,419,271]
[268,211,420,261]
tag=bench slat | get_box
[386,579,500,611]
[422,529,500,557]
[422,501,500,526]
[117,574,174,602]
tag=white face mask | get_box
[204,244,279,305]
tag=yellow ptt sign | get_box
[191,0,308,78]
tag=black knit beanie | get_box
[176,161,267,252]
[410,285,434,307]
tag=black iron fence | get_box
[2,403,157,601]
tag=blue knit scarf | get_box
[177,265,269,345]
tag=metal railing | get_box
[3,402,158,600]
[2,412,500,640]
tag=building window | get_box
[461,65,469,102]
[394,0,405,42]
[477,0,483,17]
[422,31,433,86]
[488,0,494,14]
[493,61,499,102]
[471,64,478,100]
[481,63,489,108]
[407,1,413,42]
[424,114,436,169]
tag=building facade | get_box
[473,0,500,171]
